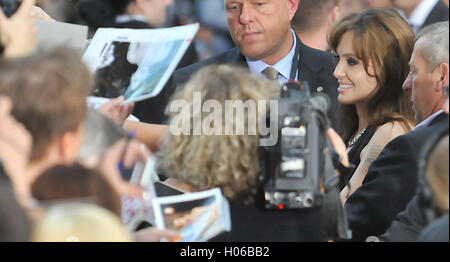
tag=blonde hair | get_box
[32,203,133,242]
[426,136,449,212]
[157,65,279,201]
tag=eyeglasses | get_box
[443,85,449,100]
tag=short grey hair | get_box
[415,21,449,70]
[77,108,127,164]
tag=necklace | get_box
[347,128,367,148]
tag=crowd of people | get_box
[0,0,449,243]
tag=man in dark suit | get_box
[379,22,449,242]
[346,113,448,241]
[393,0,449,33]
[344,21,449,241]
[379,124,448,242]
[134,0,340,130]
[422,0,449,26]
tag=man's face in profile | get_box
[403,45,439,123]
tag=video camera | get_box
[0,0,20,17]
[260,80,350,240]
[261,80,333,209]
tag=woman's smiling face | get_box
[333,31,379,105]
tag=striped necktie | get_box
[262,67,279,81]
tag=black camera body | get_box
[0,0,20,17]
[260,81,352,240]
[261,81,330,210]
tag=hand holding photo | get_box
[82,24,199,104]
[152,188,231,242]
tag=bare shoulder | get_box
[373,121,411,143]
[360,121,412,163]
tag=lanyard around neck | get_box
[289,34,301,81]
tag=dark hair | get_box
[31,164,122,217]
[0,48,92,162]
[77,0,135,29]
[109,0,135,14]
[328,8,415,142]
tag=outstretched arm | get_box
[124,121,168,152]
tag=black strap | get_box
[289,33,302,80]
[321,141,352,241]
[315,111,351,241]
[288,33,351,240]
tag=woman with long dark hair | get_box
[328,8,416,203]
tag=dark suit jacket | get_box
[379,117,449,242]
[210,204,325,242]
[345,113,449,241]
[417,214,449,242]
[379,195,426,242]
[0,165,31,242]
[422,0,449,29]
[134,37,340,131]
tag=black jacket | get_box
[345,113,449,241]
[379,195,427,242]
[134,36,340,130]
[0,165,31,242]
[422,0,449,29]
[417,214,449,242]
[379,116,449,242]
[210,204,325,242]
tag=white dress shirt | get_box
[412,109,444,131]
[245,30,298,85]
[406,0,439,33]
[115,14,149,24]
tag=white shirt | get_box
[246,30,298,85]
[412,109,444,131]
[406,0,439,33]
[116,14,148,24]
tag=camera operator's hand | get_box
[0,0,37,58]
[327,128,349,168]
[98,96,135,126]
[0,95,33,204]
[96,138,150,197]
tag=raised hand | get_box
[96,138,150,197]
[0,0,38,58]
[98,96,135,126]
